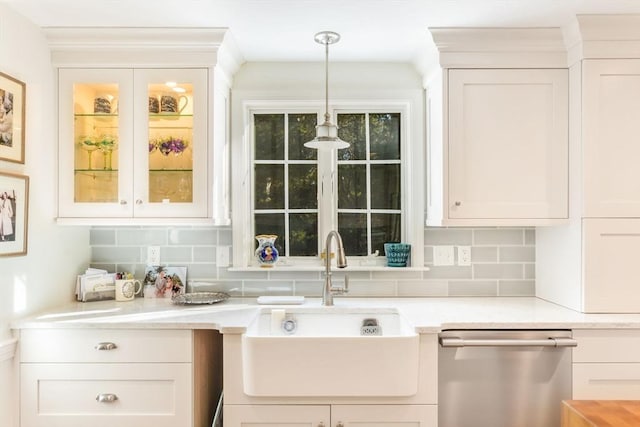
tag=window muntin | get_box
[337,112,402,256]
[253,113,318,257]
[252,109,403,261]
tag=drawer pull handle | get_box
[95,342,117,351]
[96,393,118,403]
[336,423,345,427]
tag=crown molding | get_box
[44,27,238,68]
[428,27,567,68]
[568,14,640,63]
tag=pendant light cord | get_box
[324,38,330,123]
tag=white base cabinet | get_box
[573,329,640,399]
[224,404,436,427]
[18,328,222,427]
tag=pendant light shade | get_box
[304,31,350,150]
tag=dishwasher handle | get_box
[439,336,577,348]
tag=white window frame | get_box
[232,100,423,269]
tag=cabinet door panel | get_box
[448,69,568,220]
[583,218,640,313]
[58,68,134,217]
[133,68,208,218]
[573,363,640,399]
[331,405,437,427]
[224,405,330,427]
[21,363,191,427]
[584,59,640,217]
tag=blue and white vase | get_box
[255,234,279,268]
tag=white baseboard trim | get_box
[0,338,17,363]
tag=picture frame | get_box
[143,265,187,298]
[0,71,25,164]
[0,171,29,257]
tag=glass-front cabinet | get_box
[58,68,208,219]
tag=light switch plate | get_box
[434,246,455,266]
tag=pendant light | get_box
[304,31,350,150]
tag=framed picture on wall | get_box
[0,71,26,164]
[0,171,29,256]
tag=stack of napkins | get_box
[75,268,116,302]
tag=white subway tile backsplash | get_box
[424,265,473,279]
[474,264,523,279]
[425,228,473,245]
[116,229,167,246]
[89,226,536,298]
[397,280,448,296]
[91,247,141,263]
[498,280,535,296]
[498,246,535,262]
[474,229,524,245]
[470,247,498,262]
[168,228,217,245]
[449,280,498,296]
[90,229,115,245]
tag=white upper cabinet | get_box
[583,59,640,217]
[58,67,209,219]
[426,28,569,226]
[47,27,241,224]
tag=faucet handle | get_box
[331,275,349,295]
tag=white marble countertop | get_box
[12,296,640,333]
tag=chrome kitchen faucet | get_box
[321,230,349,306]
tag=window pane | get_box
[255,114,284,160]
[371,164,401,210]
[337,114,366,160]
[289,113,317,161]
[338,213,368,256]
[254,164,284,209]
[290,213,318,256]
[371,213,401,254]
[338,164,367,209]
[255,213,286,255]
[289,164,317,209]
[370,113,400,160]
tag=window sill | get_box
[227,265,430,272]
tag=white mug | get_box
[115,279,142,301]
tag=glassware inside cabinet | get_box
[73,82,119,203]
[147,82,194,203]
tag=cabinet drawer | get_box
[573,363,640,399]
[21,363,192,427]
[573,329,640,362]
[20,329,192,363]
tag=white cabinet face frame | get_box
[447,68,568,221]
[583,59,640,217]
[58,67,209,220]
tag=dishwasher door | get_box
[438,330,575,427]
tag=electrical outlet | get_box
[216,246,230,267]
[457,246,471,266]
[433,246,455,266]
[147,246,161,265]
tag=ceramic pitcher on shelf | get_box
[255,234,279,268]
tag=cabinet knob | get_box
[336,423,344,427]
[96,393,118,403]
[454,201,462,206]
[135,199,143,205]
[95,342,117,351]
[120,200,127,205]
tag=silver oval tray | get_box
[171,292,230,305]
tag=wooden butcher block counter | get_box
[562,401,640,427]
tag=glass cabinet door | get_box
[133,68,208,218]
[58,69,134,218]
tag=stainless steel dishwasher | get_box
[438,330,576,427]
